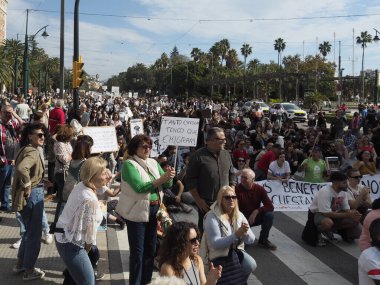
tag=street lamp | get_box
[23,9,49,98]
[374,28,380,42]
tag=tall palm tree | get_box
[0,43,14,92]
[356,31,372,99]
[241,43,252,98]
[190,47,202,63]
[274,38,286,66]
[219,39,230,66]
[4,39,24,93]
[318,41,332,59]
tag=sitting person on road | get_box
[359,199,380,251]
[358,218,380,285]
[347,168,372,221]
[202,186,256,283]
[254,143,281,181]
[298,147,329,183]
[236,169,277,250]
[353,150,377,176]
[267,151,291,182]
[309,171,362,246]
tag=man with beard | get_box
[309,171,362,246]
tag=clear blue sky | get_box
[6,0,380,82]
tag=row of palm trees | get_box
[0,38,60,94]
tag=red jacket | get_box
[236,183,274,219]
[49,107,65,134]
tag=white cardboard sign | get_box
[83,126,118,153]
[130,119,144,138]
[159,116,199,147]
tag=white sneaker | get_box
[11,239,22,249]
[42,232,54,244]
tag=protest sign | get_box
[83,126,118,153]
[255,174,380,211]
[159,116,199,147]
[150,133,167,158]
[130,119,144,138]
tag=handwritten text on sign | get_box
[83,126,118,153]
[255,174,380,211]
[159,116,199,147]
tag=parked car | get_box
[271,103,307,122]
[242,101,270,116]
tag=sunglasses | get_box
[238,159,245,162]
[223,195,237,200]
[189,237,199,245]
[33,133,45,138]
[140,144,152,149]
[350,176,362,180]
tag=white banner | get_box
[83,126,118,153]
[129,119,144,138]
[159,116,199,147]
[256,174,380,211]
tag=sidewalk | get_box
[0,200,111,284]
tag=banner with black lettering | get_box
[255,174,380,211]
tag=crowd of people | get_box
[1,92,380,284]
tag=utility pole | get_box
[73,0,80,112]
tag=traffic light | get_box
[73,59,84,88]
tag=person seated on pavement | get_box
[353,150,377,176]
[309,171,362,246]
[160,161,192,214]
[202,186,256,283]
[360,199,380,251]
[346,168,372,222]
[235,168,277,250]
[358,218,380,285]
[298,147,329,183]
[267,151,291,182]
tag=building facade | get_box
[0,0,7,42]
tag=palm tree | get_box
[240,43,252,98]
[318,41,332,59]
[0,43,14,92]
[190,47,202,63]
[4,39,24,93]
[356,31,373,99]
[219,39,230,66]
[274,38,286,66]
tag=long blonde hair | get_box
[80,157,107,191]
[216,186,240,226]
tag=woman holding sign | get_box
[116,134,175,285]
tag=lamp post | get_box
[22,9,49,98]
[374,28,379,104]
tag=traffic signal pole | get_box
[73,0,80,113]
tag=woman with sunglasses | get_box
[115,134,175,285]
[159,222,222,285]
[347,168,372,222]
[203,186,256,284]
[11,123,47,280]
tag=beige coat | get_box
[11,145,45,212]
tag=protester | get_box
[48,99,66,134]
[159,221,222,285]
[11,123,47,280]
[267,151,291,181]
[298,147,328,183]
[236,169,276,250]
[203,186,256,283]
[353,151,377,176]
[347,168,372,220]
[55,157,109,285]
[115,134,175,285]
[254,143,281,181]
[359,199,380,251]
[308,172,362,246]
[0,104,24,212]
[358,218,380,285]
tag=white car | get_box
[271,103,307,122]
[242,101,270,116]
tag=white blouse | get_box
[55,182,103,247]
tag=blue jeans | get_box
[17,186,44,270]
[56,241,95,285]
[251,211,274,241]
[16,210,50,237]
[240,250,257,280]
[0,164,14,210]
[126,204,158,285]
